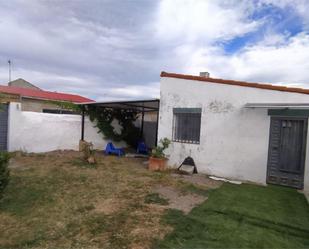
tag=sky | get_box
[0,0,309,101]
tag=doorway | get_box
[267,117,307,189]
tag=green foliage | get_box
[144,193,169,205]
[47,100,81,113]
[155,183,309,249]
[86,106,140,147]
[53,101,141,147]
[0,152,10,200]
[151,138,171,158]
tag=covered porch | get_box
[78,99,160,148]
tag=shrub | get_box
[151,138,171,158]
[0,152,10,199]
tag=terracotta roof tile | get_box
[160,71,309,95]
[0,85,94,103]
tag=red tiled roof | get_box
[0,85,94,103]
[160,71,309,95]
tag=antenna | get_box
[8,60,11,83]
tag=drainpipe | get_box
[155,110,159,146]
[140,107,144,140]
[81,106,85,141]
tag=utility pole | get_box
[8,60,11,83]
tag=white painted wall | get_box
[8,102,124,153]
[158,77,309,192]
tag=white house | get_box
[158,71,309,192]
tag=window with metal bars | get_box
[173,108,201,144]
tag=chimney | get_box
[199,72,210,78]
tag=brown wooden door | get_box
[267,117,307,189]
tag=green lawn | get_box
[156,183,309,249]
[2,152,309,249]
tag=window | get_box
[42,109,77,115]
[173,108,201,144]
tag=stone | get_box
[87,155,96,164]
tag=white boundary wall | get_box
[158,77,309,192]
[7,102,123,153]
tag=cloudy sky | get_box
[0,0,309,101]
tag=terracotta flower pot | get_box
[148,157,167,171]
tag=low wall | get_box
[8,102,124,153]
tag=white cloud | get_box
[155,0,309,88]
[1,0,309,101]
[259,0,309,29]
[155,0,261,43]
[101,82,160,101]
[185,32,309,86]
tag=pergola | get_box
[78,99,160,146]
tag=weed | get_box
[145,193,169,205]
[76,204,95,213]
[85,214,108,236]
[71,158,96,168]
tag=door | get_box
[143,121,157,148]
[267,117,307,189]
[0,104,8,151]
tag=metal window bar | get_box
[173,112,201,144]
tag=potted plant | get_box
[149,138,171,171]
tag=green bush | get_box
[0,152,10,199]
[151,138,171,158]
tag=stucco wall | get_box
[158,77,309,192]
[21,98,66,112]
[8,102,123,153]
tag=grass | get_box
[0,151,184,249]
[145,193,169,205]
[156,183,309,249]
[2,151,309,249]
[70,158,97,168]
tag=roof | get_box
[245,103,309,109]
[78,99,159,112]
[0,85,94,103]
[8,78,42,91]
[160,71,309,95]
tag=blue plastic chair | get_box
[105,142,125,157]
[137,141,148,154]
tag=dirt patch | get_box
[8,158,24,169]
[152,185,207,214]
[129,206,173,249]
[95,198,126,215]
[171,173,223,189]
